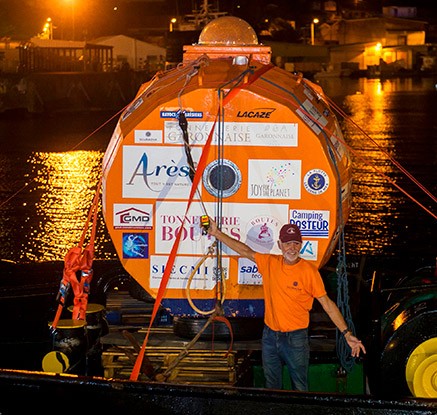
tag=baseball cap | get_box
[279,223,302,243]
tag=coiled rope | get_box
[321,112,356,373]
[185,241,227,315]
[250,72,359,370]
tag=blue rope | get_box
[326,138,356,373]
[260,74,357,371]
[335,225,356,372]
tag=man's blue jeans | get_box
[262,325,310,391]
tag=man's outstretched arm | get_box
[207,217,257,262]
[317,294,366,358]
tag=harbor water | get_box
[0,77,436,269]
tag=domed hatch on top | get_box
[198,16,258,46]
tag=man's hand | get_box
[344,332,366,357]
[206,216,256,262]
[207,216,219,237]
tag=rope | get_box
[335,230,356,372]
[155,311,233,382]
[333,167,356,372]
[316,105,356,372]
[130,62,274,381]
[177,56,209,110]
[321,89,437,205]
[50,178,102,328]
[185,242,227,315]
[0,107,125,210]
[214,87,226,308]
[253,75,437,221]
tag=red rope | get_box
[130,119,216,380]
[51,179,102,328]
[212,316,234,356]
[130,63,274,381]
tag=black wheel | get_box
[128,278,155,303]
[92,269,154,306]
[378,299,437,398]
[173,316,264,341]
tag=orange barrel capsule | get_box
[101,16,352,320]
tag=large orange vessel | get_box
[101,17,352,318]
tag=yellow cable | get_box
[185,242,226,315]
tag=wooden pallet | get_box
[102,345,253,386]
[102,290,255,385]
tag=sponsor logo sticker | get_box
[134,130,162,143]
[122,146,202,199]
[236,108,276,119]
[164,121,298,147]
[289,209,330,238]
[245,215,283,253]
[304,169,329,195]
[160,110,203,119]
[122,233,149,259]
[238,258,263,285]
[113,204,153,229]
[248,159,301,199]
[299,240,318,261]
[150,255,229,290]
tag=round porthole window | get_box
[203,159,242,198]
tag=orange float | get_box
[101,16,352,318]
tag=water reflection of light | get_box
[342,81,399,255]
[376,82,382,96]
[24,151,114,262]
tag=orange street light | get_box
[169,18,177,32]
[44,18,53,40]
[310,18,319,45]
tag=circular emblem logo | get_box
[245,216,282,253]
[304,169,329,195]
[203,159,242,198]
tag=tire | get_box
[173,316,264,341]
[93,270,154,306]
[378,299,437,398]
[128,278,155,303]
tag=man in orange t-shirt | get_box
[208,219,366,391]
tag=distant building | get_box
[2,35,166,74]
[383,6,417,19]
[18,38,113,73]
[0,37,21,72]
[317,16,429,75]
[263,14,431,78]
[264,42,330,75]
[91,35,166,72]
